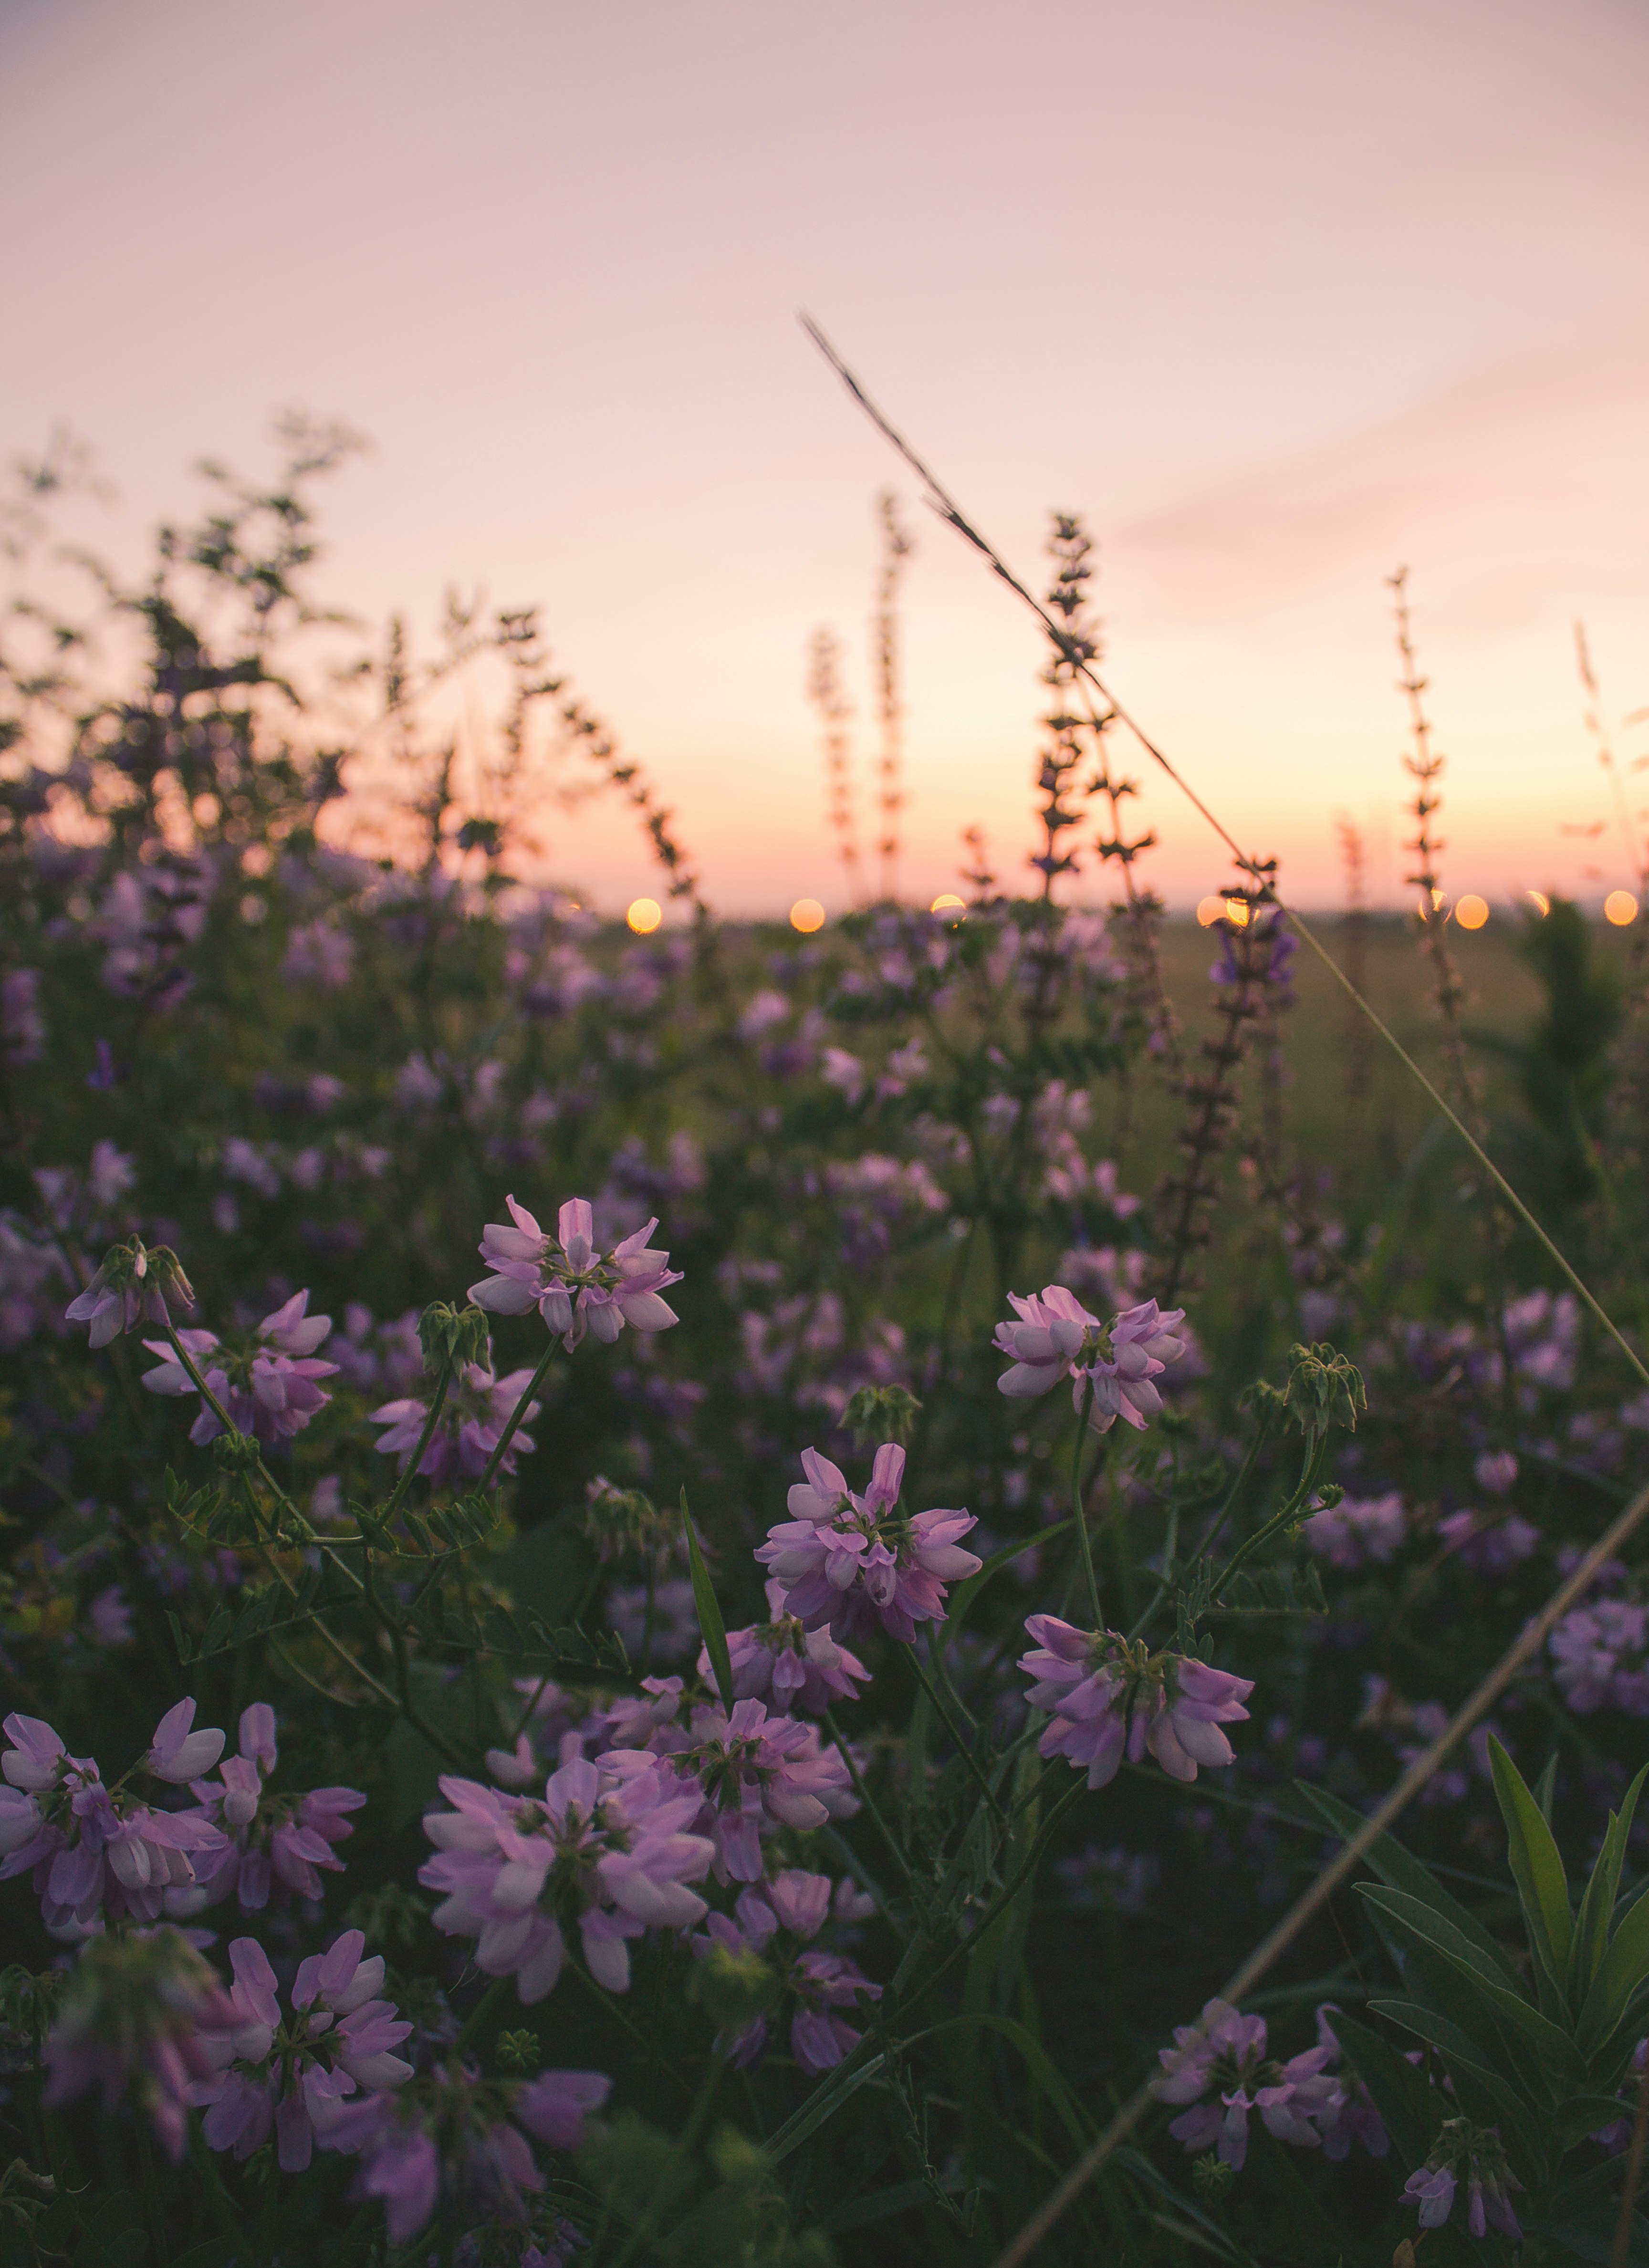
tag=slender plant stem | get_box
[906,1643,1008,1828]
[1069,1383,1105,1630]
[824,1707,918,1897]
[375,1358,454,1528]
[479,1334,559,1490]
[1613,2046,1649,2268]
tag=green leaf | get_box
[1534,1750,1559,1822]
[1359,1887,1584,2083]
[764,2050,887,2162]
[1297,1779,1523,1986]
[1489,1734,1574,2001]
[1570,1765,1649,2007]
[905,2012,1093,2155]
[681,1488,733,1711]
[1550,2093,1634,2149]
[1578,1883,1649,2058]
[1372,2001,1546,2177]
[1321,2008,1440,2168]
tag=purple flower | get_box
[188,1929,413,2172]
[1148,1998,1363,2173]
[691,1870,881,2071]
[86,1585,134,1647]
[1,1706,229,1939]
[342,2059,610,2245]
[44,1926,237,2164]
[141,1290,339,1446]
[1474,1450,1518,1495]
[1437,1508,1541,1573]
[1302,1491,1406,1570]
[1401,2119,1522,2237]
[994,1285,1099,1396]
[65,1238,194,1349]
[755,1443,981,1645]
[371,1360,542,1485]
[1019,1616,1253,1789]
[148,1697,227,1784]
[167,1703,366,1915]
[710,1581,873,1715]
[1550,1600,1649,1715]
[419,1752,714,2002]
[669,1700,858,1882]
[1,967,44,1065]
[468,1195,682,1347]
[993,1290,1188,1435]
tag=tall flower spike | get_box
[468,1195,682,1348]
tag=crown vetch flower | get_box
[1,1707,228,1939]
[1149,1998,1339,2172]
[468,1195,682,1347]
[691,1870,882,2073]
[66,1238,195,1349]
[755,1443,981,1644]
[993,1288,1188,1435]
[44,1926,236,2164]
[419,1752,714,2003]
[337,2058,611,2245]
[167,1703,367,1914]
[140,1290,338,1446]
[188,1929,413,2172]
[669,1700,858,1882]
[1401,2118,1522,2237]
[370,1359,542,1484]
[1019,1616,1253,1789]
[710,1581,872,1715]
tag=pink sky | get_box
[4,0,1648,913]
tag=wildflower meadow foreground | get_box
[6,425,1649,2266]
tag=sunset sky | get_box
[4,0,1648,914]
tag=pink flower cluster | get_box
[707,1579,872,1716]
[755,1443,981,1644]
[1149,1999,1388,2171]
[469,1195,681,1348]
[166,1702,366,1914]
[419,1752,714,2003]
[339,2060,610,2246]
[1549,1600,1649,1715]
[371,1359,543,1484]
[994,1288,1186,1435]
[42,1925,237,2164]
[668,1698,858,1882]
[1019,1617,1253,1789]
[1401,2117,1522,2237]
[141,1290,338,1446]
[65,1238,194,1349]
[189,1929,413,2170]
[1,1704,228,1938]
[692,1869,881,2074]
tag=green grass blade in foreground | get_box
[1489,1735,1575,2000]
[680,1488,733,1712]
[1570,1765,1649,2008]
[1295,1778,1522,1987]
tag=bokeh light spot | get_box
[790,898,826,933]
[626,897,662,934]
[930,893,967,919]
[1605,890,1639,926]
[1195,895,1224,927]
[1525,890,1551,917]
[1455,895,1489,930]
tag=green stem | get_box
[906,1644,1008,1829]
[1213,1435,1329,1598]
[479,1334,560,1490]
[1069,1384,1106,1632]
[376,1358,454,1528]
[452,1970,513,2054]
[824,1708,918,1902]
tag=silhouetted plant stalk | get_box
[1155,888,1282,1304]
[1334,811,1374,1145]
[1390,566,1479,1131]
[871,491,913,902]
[1578,623,1649,1184]
[805,624,865,905]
